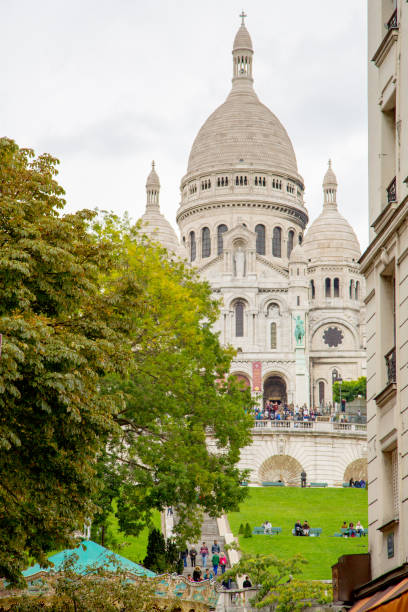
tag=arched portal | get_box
[259,455,303,485]
[232,373,250,388]
[263,375,287,405]
[344,458,367,483]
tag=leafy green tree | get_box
[333,376,366,403]
[244,523,252,538]
[0,139,133,585]
[238,523,244,535]
[219,552,331,610]
[143,528,167,574]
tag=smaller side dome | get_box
[289,243,307,264]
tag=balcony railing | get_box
[252,420,366,434]
[387,8,398,31]
[387,176,397,204]
[385,346,396,384]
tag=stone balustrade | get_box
[252,419,367,434]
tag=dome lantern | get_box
[232,11,254,88]
[323,159,338,208]
[146,161,160,210]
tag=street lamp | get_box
[333,373,343,412]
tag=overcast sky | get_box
[1,1,368,249]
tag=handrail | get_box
[252,420,366,434]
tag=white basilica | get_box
[140,17,366,413]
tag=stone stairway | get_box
[182,515,229,578]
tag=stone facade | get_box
[360,0,408,583]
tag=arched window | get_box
[217,224,228,255]
[201,227,211,258]
[235,301,244,337]
[332,369,339,384]
[349,279,354,298]
[319,381,325,406]
[298,234,303,245]
[272,227,282,257]
[270,322,277,349]
[310,280,315,299]
[255,224,265,255]
[355,281,359,300]
[287,230,294,258]
[190,231,196,262]
[325,278,331,297]
[235,176,239,186]
[334,278,340,298]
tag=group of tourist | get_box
[341,520,365,537]
[182,540,227,577]
[293,520,311,536]
[254,402,322,423]
[349,477,366,488]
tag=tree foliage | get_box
[219,552,332,610]
[333,376,366,403]
[0,138,131,585]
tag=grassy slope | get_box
[227,488,368,580]
[107,508,161,565]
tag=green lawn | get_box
[227,487,368,579]
[103,507,161,566]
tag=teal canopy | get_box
[23,540,155,578]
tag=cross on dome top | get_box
[240,10,247,25]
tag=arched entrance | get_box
[232,373,250,388]
[259,455,304,485]
[263,375,287,406]
[344,458,367,483]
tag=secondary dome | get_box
[303,161,361,263]
[186,19,299,178]
[140,162,180,255]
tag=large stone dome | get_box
[187,87,299,176]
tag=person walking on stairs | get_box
[200,542,209,568]
[189,546,197,567]
[212,551,220,575]
[219,552,227,574]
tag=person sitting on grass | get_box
[264,520,272,534]
[355,520,364,535]
[341,521,348,530]
[348,522,356,537]
[302,520,310,536]
[294,520,303,536]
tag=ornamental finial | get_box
[239,10,247,25]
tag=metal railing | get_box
[253,420,366,434]
[387,8,398,31]
[385,346,396,384]
[387,176,397,204]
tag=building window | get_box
[325,278,331,297]
[334,278,340,298]
[217,224,228,255]
[270,322,277,349]
[272,178,282,190]
[297,296,300,306]
[287,230,294,258]
[319,381,325,406]
[349,279,354,298]
[272,227,282,257]
[355,281,359,300]
[235,301,244,337]
[298,234,303,245]
[190,231,196,262]
[202,227,211,258]
[392,448,399,516]
[254,176,266,186]
[217,176,229,187]
[310,280,315,299]
[255,224,266,255]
